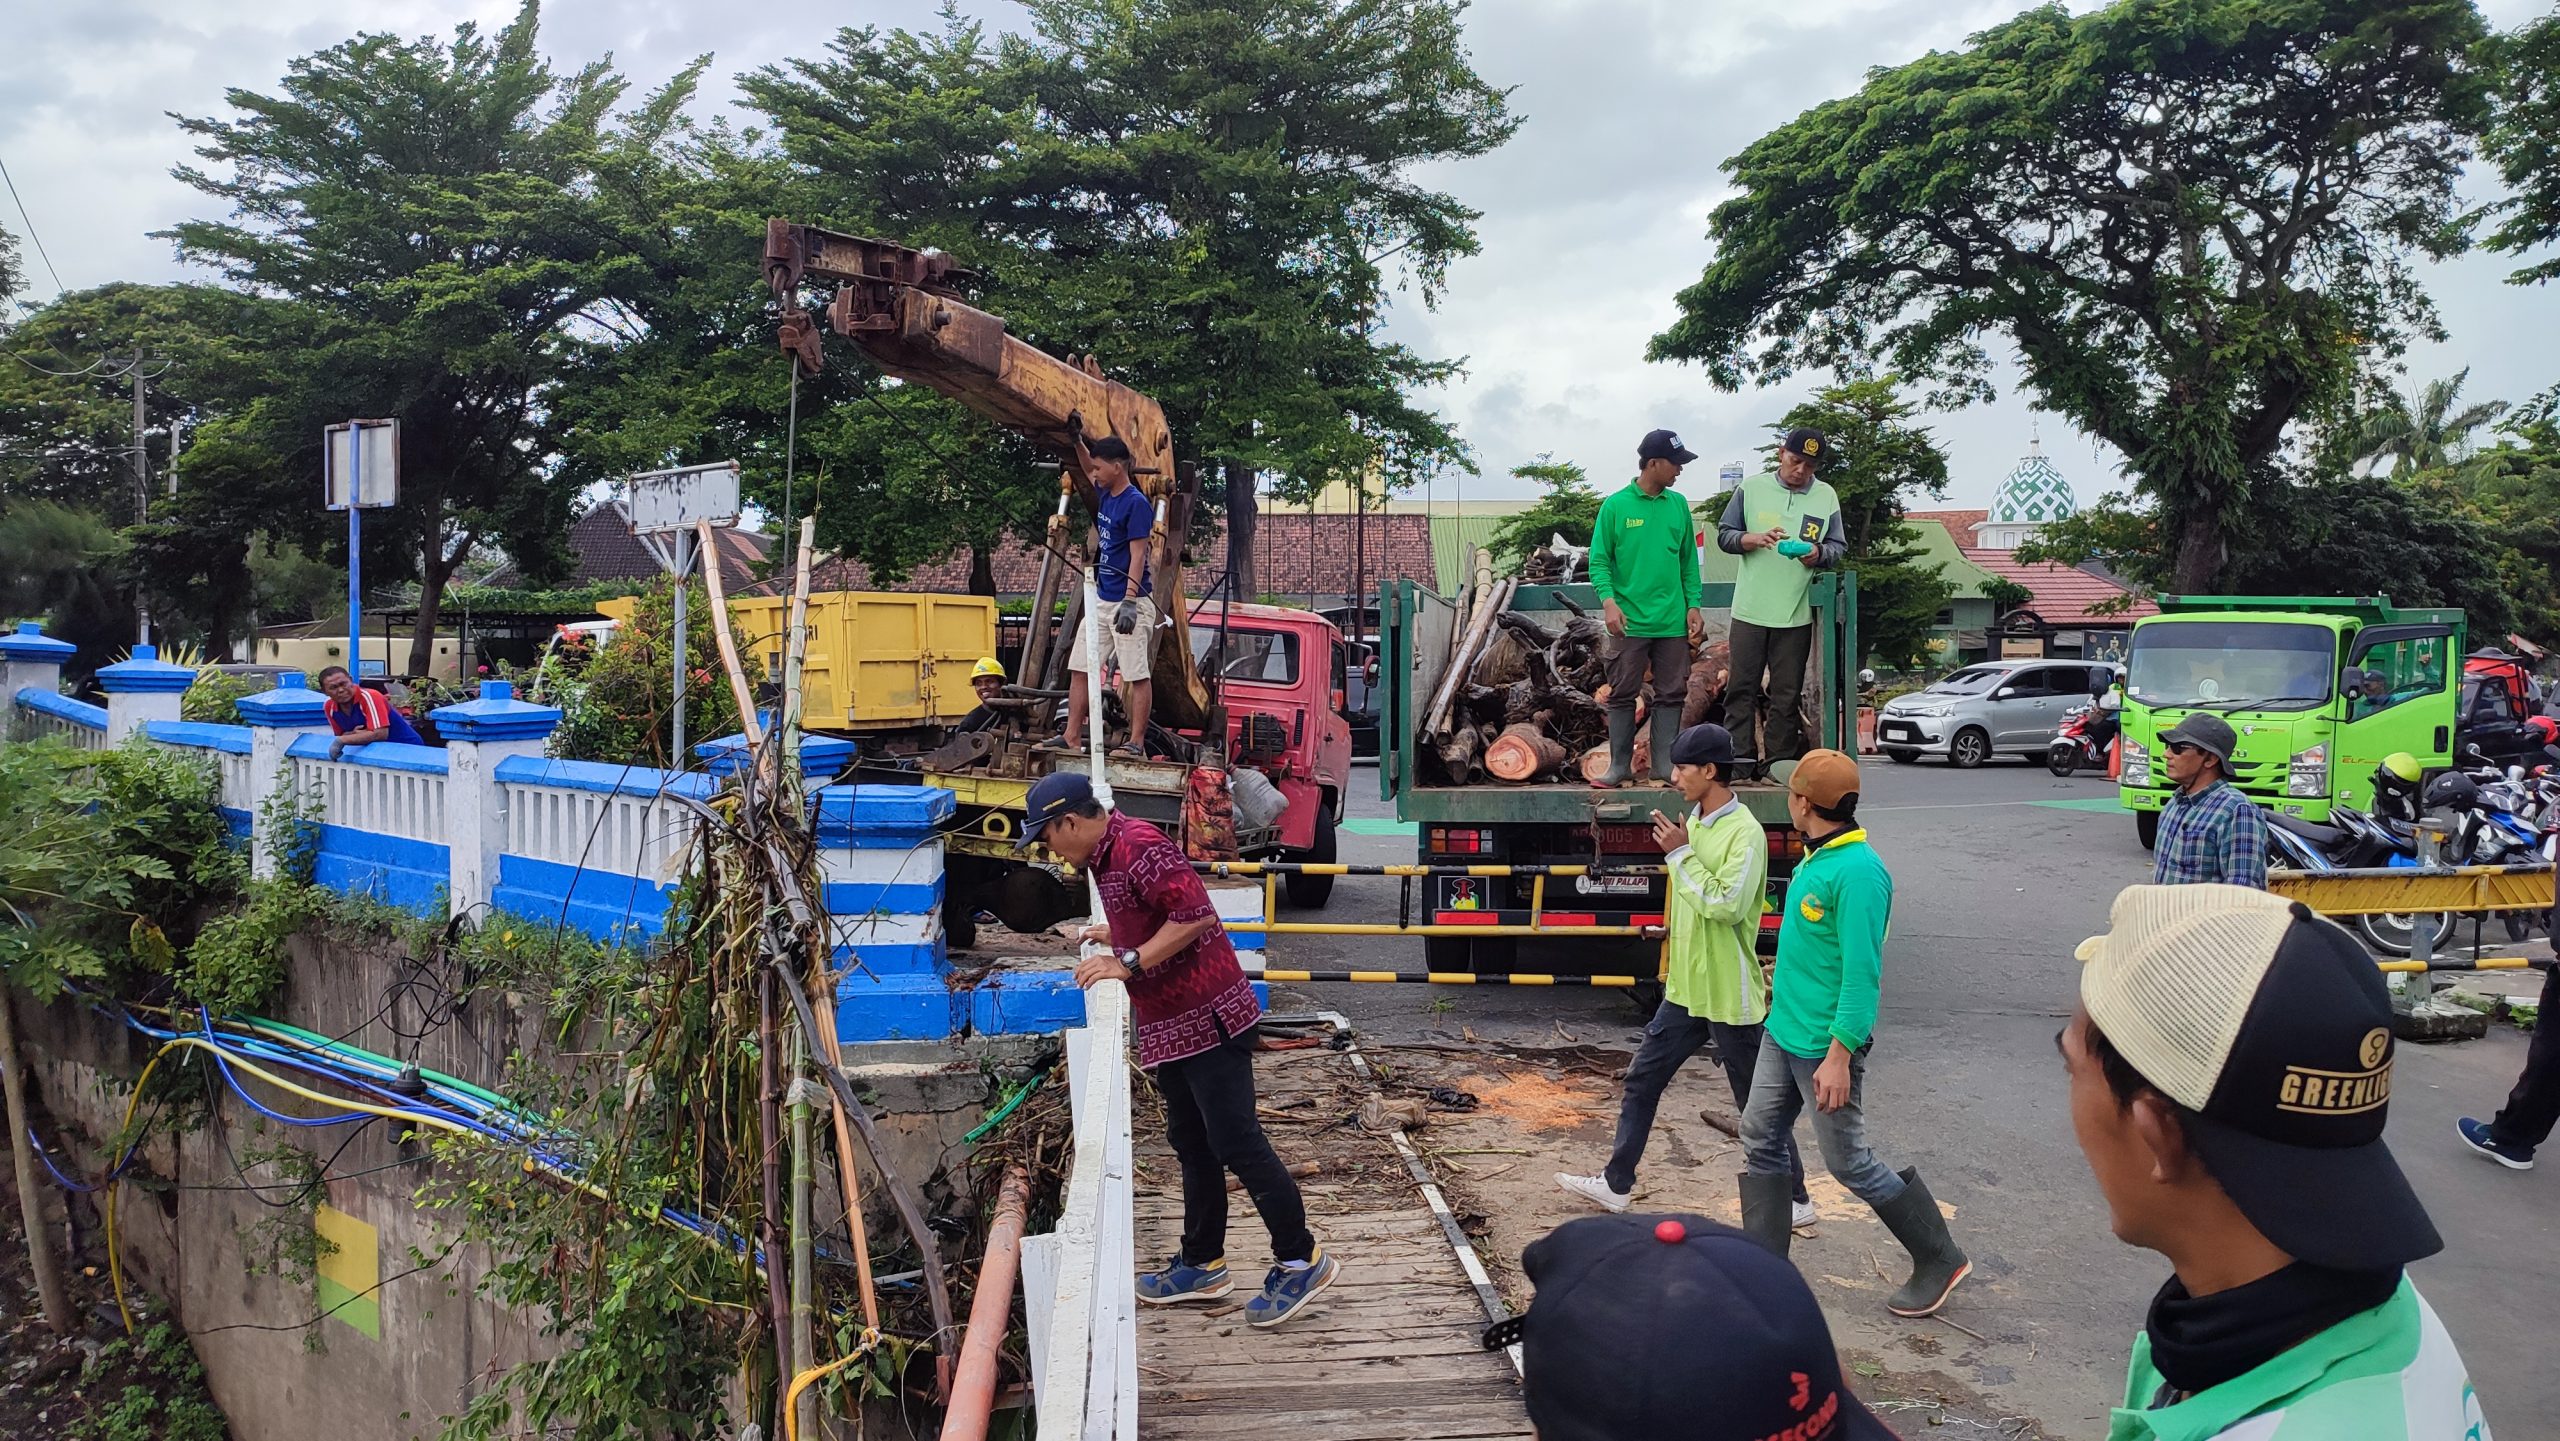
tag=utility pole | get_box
[131,348,152,645]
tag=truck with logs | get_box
[1377,564,1860,973]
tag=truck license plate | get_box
[1574,875,1651,897]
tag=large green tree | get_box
[162,3,706,672]
[1484,455,1601,570]
[1649,0,2492,594]
[2484,5,2560,283]
[1761,380,1956,671]
[745,0,1516,596]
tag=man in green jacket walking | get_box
[1739,749,1972,1319]
[1588,429,1707,787]
[2065,884,2484,1440]
[1717,428,1845,764]
[1555,724,1812,1228]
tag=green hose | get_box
[242,1016,523,1116]
[962,1072,1047,1145]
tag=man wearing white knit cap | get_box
[2058,884,2489,1439]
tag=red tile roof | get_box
[1960,547,2160,626]
[736,512,1436,600]
[1912,509,1989,548]
[486,506,771,594]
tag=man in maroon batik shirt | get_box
[1020,771,1341,1327]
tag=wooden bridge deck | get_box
[1131,1047,1533,1441]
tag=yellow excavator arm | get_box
[763,220,1211,728]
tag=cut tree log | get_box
[1484,722,1569,782]
[1437,724,1489,784]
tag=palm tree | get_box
[2350,369,2510,479]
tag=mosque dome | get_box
[1987,440,2077,526]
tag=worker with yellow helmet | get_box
[959,657,1008,734]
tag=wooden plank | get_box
[1141,1402,1529,1440]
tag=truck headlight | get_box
[2120,740,2151,788]
[2287,744,2327,798]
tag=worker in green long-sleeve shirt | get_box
[1587,428,1706,787]
[1737,749,1974,1322]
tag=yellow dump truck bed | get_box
[598,589,996,730]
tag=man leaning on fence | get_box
[1027,772,1341,1328]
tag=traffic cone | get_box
[2106,736,2120,780]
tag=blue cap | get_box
[1017,771,1097,851]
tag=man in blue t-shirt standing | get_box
[1053,433,1160,758]
[317,664,423,757]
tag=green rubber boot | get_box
[1592,707,1636,788]
[1649,706,1682,782]
[1873,1168,1972,1317]
[1738,1171,1796,1258]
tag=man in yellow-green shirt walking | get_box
[1555,723,1812,1227]
[1716,428,1845,764]
[1588,429,1708,786]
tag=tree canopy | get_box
[1650,0,2493,594]
[1484,456,1601,569]
[744,0,1516,595]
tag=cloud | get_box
[5,0,2557,513]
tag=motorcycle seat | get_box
[2269,814,2349,849]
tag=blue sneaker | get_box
[1244,1248,1341,1329]
[1136,1256,1232,1304]
[2458,1117,2535,1171]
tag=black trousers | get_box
[2488,964,2560,1152]
[1726,620,1814,762]
[1156,1032,1315,1267]
[1604,1000,1807,1202]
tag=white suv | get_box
[1876,660,2121,769]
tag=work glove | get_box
[1114,600,1140,635]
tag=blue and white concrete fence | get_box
[0,624,1097,1043]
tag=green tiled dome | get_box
[1989,444,2077,525]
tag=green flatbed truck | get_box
[2119,594,2464,847]
[1378,574,1859,972]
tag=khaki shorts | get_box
[1068,595,1156,682]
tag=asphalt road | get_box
[1263,754,2558,1435]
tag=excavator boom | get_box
[765,220,1211,728]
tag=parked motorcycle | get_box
[2046,701,2119,776]
[2265,800,2453,957]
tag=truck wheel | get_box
[2135,809,2159,850]
[1283,805,1338,908]
[1949,728,1991,769]
[1424,935,1473,972]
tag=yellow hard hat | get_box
[970,657,1007,681]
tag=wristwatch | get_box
[1118,947,1145,974]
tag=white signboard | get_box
[1719,462,1745,486]
[324,420,400,509]
[627,462,741,535]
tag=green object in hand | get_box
[1776,539,1814,557]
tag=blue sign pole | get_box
[348,426,364,676]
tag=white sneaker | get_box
[1792,1200,1819,1231]
[1555,1172,1632,1213]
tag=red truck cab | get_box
[1189,604,1353,872]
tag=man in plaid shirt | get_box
[2151,714,2267,888]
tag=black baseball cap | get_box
[1485,1214,1895,1441]
[1016,771,1098,851]
[2077,885,2442,1270]
[1780,428,1826,460]
[1670,722,1736,769]
[1638,429,1699,465]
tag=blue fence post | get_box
[430,680,563,918]
[94,645,197,746]
[237,674,332,880]
[0,624,76,743]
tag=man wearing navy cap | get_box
[1021,771,1339,1327]
[1587,428,1708,787]
[1489,1212,1897,1441]
[1717,428,1845,764]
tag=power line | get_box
[0,150,64,293]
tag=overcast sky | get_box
[6,0,2558,511]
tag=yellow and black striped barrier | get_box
[2266,861,2552,918]
[1201,857,1678,941]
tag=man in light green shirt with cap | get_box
[1716,427,1844,764]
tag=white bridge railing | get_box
[1023,979,1137,1440]
[13,688,108,750]
[288,740,450,844]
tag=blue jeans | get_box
[1740,1038,1907,1208]
[1603,1001,1806,1200]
